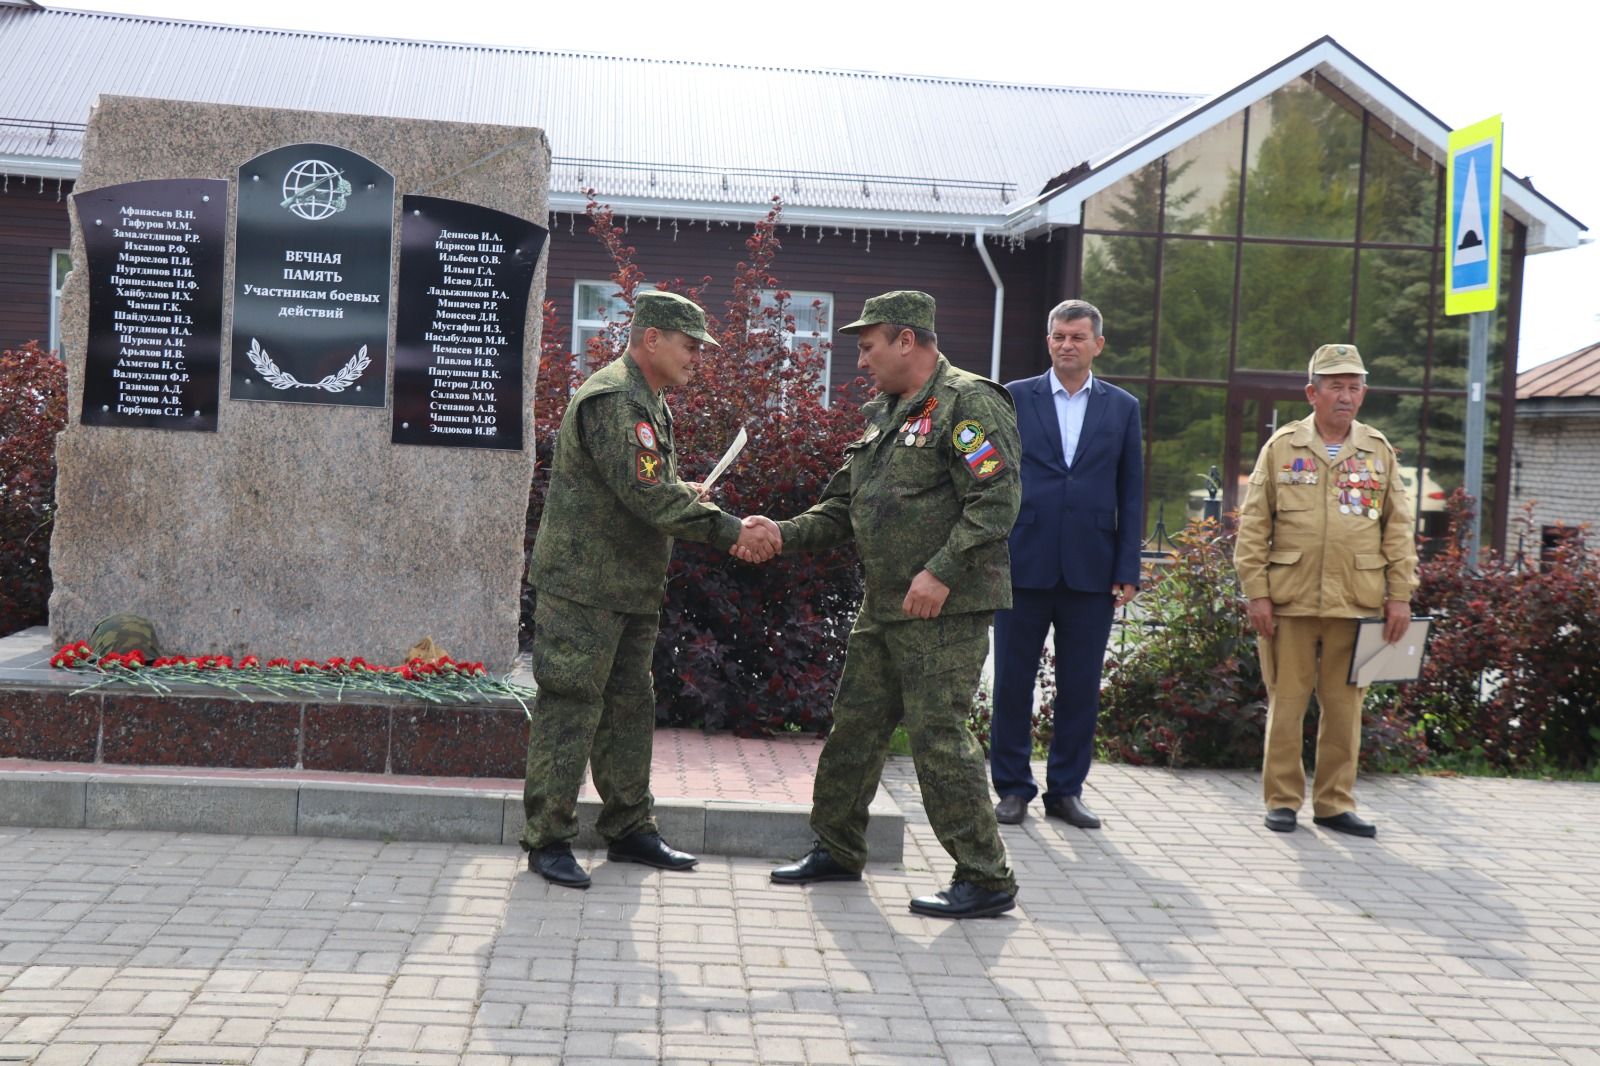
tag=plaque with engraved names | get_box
[231,143,393,407]
[77,178,227,431]
[391,196,547,451]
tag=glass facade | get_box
[1078,73,1520,546]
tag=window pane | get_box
[1084,159,1161,233]
[50,249,72,354]
[1244,78,1362,241]
[1082,234,1155,378]
[1355,249,1432,390]
[1112,379,1151,536]
[1417,393,1498,547]
[1483,397,1501,535]
[758,289,832,347]
[1421,392,1465,542]
[1489,242,1515,394]
[575,325,619,365]
[576,281,623,322]
[577,280,655,324]
[1164,111,1244,236]
[1158,238,1234,379]
[1428,245,1509,396]
[1148,384,1226,540]
[1236,243,1353,371]
[1361,118,1439,246]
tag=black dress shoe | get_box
[1313,811,1377,838]
[606,830,698,870]
[994,795,1028,825]
[908,880,1016,919]
[530,844,591,888]
[1043,794,1101,829]
[771,844,861,884]
[1264,807,1298,833]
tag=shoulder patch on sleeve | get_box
[632,420,657,450]
[963,439,1007,480]
[635,449,662,484]
[952,419,987,454]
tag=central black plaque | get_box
[391,196,547,451]
[231,143,393,407]
[77,178,227,431]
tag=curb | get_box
[0,769,906,862]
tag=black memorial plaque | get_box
[391,196,547,451]
[232,143,393,407]
[77,179,226,431]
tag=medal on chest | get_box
[1336,456,1383,519]
[899,396,938,447]
[1281,456,1317,485]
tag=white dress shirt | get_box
[1050,370,1093,467]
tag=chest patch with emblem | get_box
[634,420,657,450]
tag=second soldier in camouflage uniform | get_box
[765,291,1022,919]
[522,290,779,888]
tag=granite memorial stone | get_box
[50,96,550,671]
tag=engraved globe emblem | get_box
[279,159,351,221]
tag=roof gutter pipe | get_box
[973,226,1005,382]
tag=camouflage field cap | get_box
[88,613,160,657]
[1308,343,1367,378]
[634,291,720,348]
[838,290,937,335]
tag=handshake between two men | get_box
[729,514,782,565]
[726,512,953,622]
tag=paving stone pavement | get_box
[1,759,1597,1066]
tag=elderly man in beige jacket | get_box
[1234,343,1419,838]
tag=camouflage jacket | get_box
[530,355,742,615]
[779,355,1021,622]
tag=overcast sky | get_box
[48,0,1597,370]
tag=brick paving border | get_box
[2,760,1598,1064]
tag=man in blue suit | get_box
[990,300,1143,828]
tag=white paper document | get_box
[699,425,748,494]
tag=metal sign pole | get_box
[1463,310,1489,563]
[1445,115,1502,563]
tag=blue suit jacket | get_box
[1005,371,1144,592]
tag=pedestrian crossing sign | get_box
[1445,115,1503,316]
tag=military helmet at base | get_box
[88,613,160,657]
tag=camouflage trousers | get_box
[521,591,660,850]
[811,611,1016,894]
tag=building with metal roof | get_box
[1511,342,1600,546]
[0,1,1195,227]
[0,1,1587,549]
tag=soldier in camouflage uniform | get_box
[522,290,779,889]
[762,291,1021,919]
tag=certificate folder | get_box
[1348,615,1432,686]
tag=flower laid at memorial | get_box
[49,641,537,715]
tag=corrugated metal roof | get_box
[1518,342,1600,400]
[0,6,1196,218]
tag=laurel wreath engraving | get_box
[247,338,370,392]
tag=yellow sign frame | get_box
[1444,115,1503,316]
